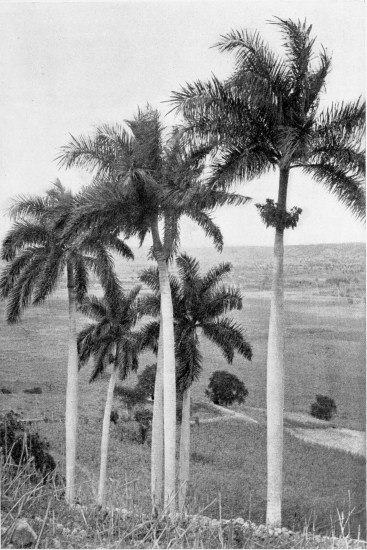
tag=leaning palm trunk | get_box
[178,385,191,513]
[65,262,79,505]
[266,167,289,527]
[97,365,118,507]
[151,321,164,514]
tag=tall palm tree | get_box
[58,108,249,514]
[171,18,365,525]
[140,253,252,512]
[0,180,132,505]
[77,285,144,507]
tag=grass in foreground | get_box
[1,446,366,549]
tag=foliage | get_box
[134,409,153,444]
[110,409,119,424]
[310,394,337,421]
[23,386,43,394]
[205,370,248,406]
[256,199,302,230]
[171,19,366,221]
[140,253,252,393]
[136,363,157,400]
[114,385,146,410]
[0,411,56,482]
[0,180,128,324]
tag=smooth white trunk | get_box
[151,219,176,516]
[151,321,164,513]
[65,263,79,505]
[266,168,288,527]
[157,257,176,515]
[178,386,191,514]
[97,366,117,507]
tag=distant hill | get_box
[0,242,364,294]
[111,242,365,293]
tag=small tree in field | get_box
[206,370,248,407]
[310,394,337,421]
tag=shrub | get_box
[136,364,157,400]
[205,371,248,407]
[310,394,337,421]
[23,387,42,394]
[110,409,119,424]
[0,410,56,482]
[114,385,146,411]
[134,409,153,444]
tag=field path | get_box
[194,402,366,457]
[287,426,366,457]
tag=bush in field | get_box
[205,371,248,407]
[136,364,157,400]
[134,409,153,444]
[310,394,337,421]
[0,410,56,482]
[110,409,119,424]
[114,385,146,412]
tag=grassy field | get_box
[1,244,365,541]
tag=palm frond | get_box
[78,323,99,367]
[184,210,223,251]
[0,247,45,298]
[89,342,111,382]
[200,262,232,293]
[302,163,366,220]
[5,253,47,323]
[137,293,160,318]
[201,286,243,318]
[8,195,52,221]
[78,295,107,321]
[216,28,291,110]
[176,328,202,391]
[72,255,89,303]
[32,248,65,305]
[272,17,315,86]
[202,318,252,362]
[139,266,160,294]
[136,320,160,354]
[313,99,366,150]
[57,132,116,176]
[1,221,49,261]
[105,235,134,261]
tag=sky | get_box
[0,0,365,248]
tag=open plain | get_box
[1,243,365,540]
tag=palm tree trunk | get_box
[178,385,191,514]
[97,366,117,508]
[65,262,79,505]
[151,320,164,514]
[151,220,176,516]
[266,167,289,527]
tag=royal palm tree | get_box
[77,285,145,507]
[140,253,252,512]
[0,180,132,505]
[58,108,249,514]
[171,18,366,525]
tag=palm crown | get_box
[58,107,250,257]
[77,285,144,382]
[171,18,365,219]
[140,253,252,391]
[0,180,132,322]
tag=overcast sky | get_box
[0,0,365,248]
